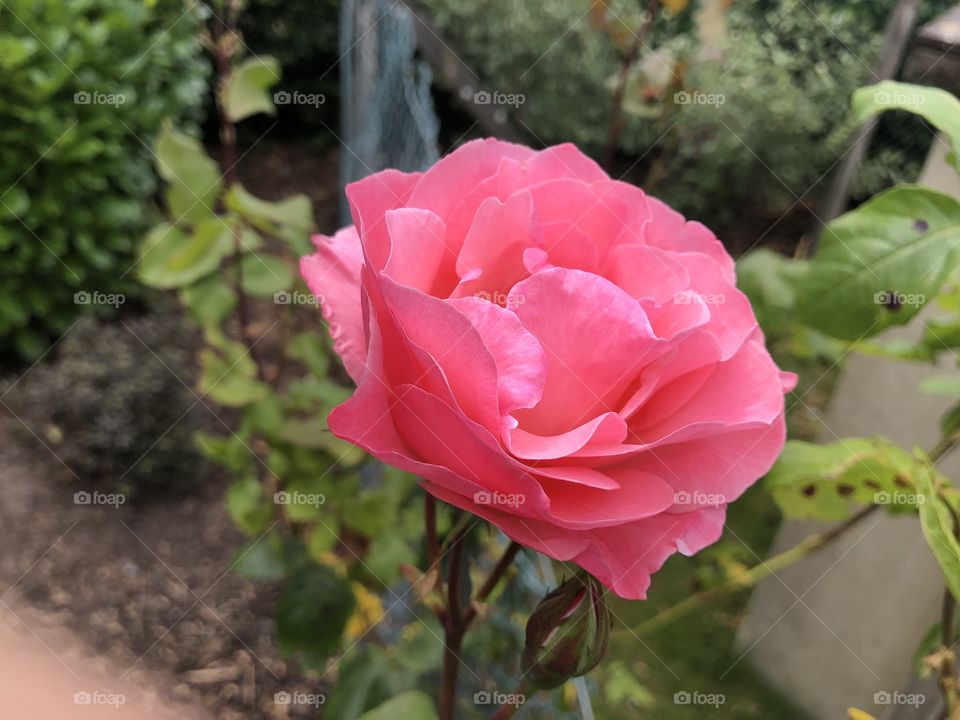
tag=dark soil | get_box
[0,422,327,720]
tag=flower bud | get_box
[521,571,611,689]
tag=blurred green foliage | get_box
[417,0,955,229]
[0,0,207,360]
[237,0,341,139]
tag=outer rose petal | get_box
[300,227,366,382]
[422,479,725,599]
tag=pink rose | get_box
[301,139,795,600]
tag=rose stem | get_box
[461,541,522,628]
[601,0,660,170]
[439,520,469,720]
[490,680,531,720]
[426,494,439,568]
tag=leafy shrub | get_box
[0,0,207,360]
[418,0,954,229]
[238,0,341,138]
[2,316,208,500]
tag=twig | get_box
[601,0,660,170]
[461,541,521,628]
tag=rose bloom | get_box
[302,140,795,599]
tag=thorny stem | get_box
[439,520,469,720]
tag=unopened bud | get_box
[521,571,611,689]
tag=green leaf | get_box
[276,564,355,659]
[224,56,280,122]
[765,438,922,520]
[921,375,960,398]
[225,184,313,233]
[797,186,960,340]
[853,81,960,169]
[357,692,438,720]
[366,533,417,585]
[342,491,394,536]
[287,332,330,377]
[392,616,443,675]
[154,121,222,223]
[180,275,236,326]
[917,464,960,602]
[736,248,807,332]
[325,647,391,720]
[195,431,252,473]
[226,475,273,535]
[942,403,960,437]
[239,253,293,297]
[199,334,268,407]
[233,533,285,580]
[308,523,339,557]
[138,219,233,288]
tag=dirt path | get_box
[0,421,326,719]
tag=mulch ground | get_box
[0,421,329,720]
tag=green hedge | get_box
[417,0,955,230]
[0,0,207,360]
